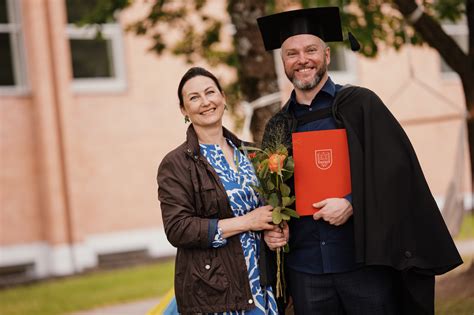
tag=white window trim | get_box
[440,22,468,81]
[66,23,127,94]
[0,0,29,96]
[328,48,358,85]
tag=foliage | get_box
[126,0,236,66]
[247,144,298,226]
[79,0,467,61]
[66,0,130,24]
[81,0,473,184]
[0,260,174,315]
[243,124,298,298]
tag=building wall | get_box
[359,46,469,198]
[0,97,42,244]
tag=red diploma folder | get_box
[292,129,352,216]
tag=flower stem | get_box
[276,247,282,298]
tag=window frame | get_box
[0,0,29,96]
[66,23,127,93]
[327,45,358,84]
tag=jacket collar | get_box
[184,124,243,158]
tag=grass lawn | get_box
[435,212,474,314]
[435,259,474,315]
[0,259,174,315]
[0,214,472,315]
[436,297,474,315]
[456,212,474,240]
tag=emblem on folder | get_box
[315,149,332,170]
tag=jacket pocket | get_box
[192,254,230,303]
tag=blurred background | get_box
[0,0,473,314]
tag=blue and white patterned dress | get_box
[200,139,278,315]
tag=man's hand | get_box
[264,222,289,251]
[312,198,353,226]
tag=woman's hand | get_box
[246,205,274,231]
[218,205,273,238]
[264,222,289,251]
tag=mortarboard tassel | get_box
[348,32,361,51]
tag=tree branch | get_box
[467,0,474,60]
[393,0,469,76]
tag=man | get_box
[257,7,462,315]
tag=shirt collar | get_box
[289,76,336,106]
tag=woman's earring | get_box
[184,116,190,124]
[224,104,229,111]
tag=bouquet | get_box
[244,143,299,299]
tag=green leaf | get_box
[267,179,275,190]
[282,170,293,182]
[240,145,264,152]
[258,160,268,179]
[262,163,269,179]
[268,193,279,208]
[274,146,287,157]
[282,197,291,207]
[283,243,290,253]
[281,213,290,221]
[282,208,299,219]
[284,157,294,172]
[280,183,291,197]
[272,209,282,225]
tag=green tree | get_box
[78,0,473,186]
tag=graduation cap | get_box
[257,7,360,52]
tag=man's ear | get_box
[325,46,331,66]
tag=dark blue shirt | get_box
[286,77,358,275]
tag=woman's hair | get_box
[177,67,223,108]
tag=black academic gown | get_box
[260,85,463,314]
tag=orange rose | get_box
[268,154,286,173]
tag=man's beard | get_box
[286,60,328,91]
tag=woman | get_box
[157,67,284,314]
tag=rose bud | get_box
[268,154,286,173]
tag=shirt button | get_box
[205,264,210,270]
[321,241,326,245]
[248,299,253,304]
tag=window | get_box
[66,0,126,93]
[327,44,357,84]
[0,0,28,95]
[440,23,468,79]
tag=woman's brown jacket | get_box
[157,125,257,314]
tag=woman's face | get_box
[180,75,226,129]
